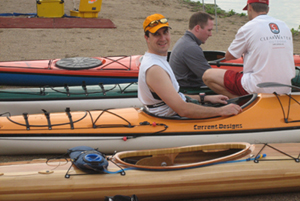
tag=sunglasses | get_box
[144,18,168,31]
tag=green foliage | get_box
[181,0,246,18]
[291,25,300,37]
[205,4,226,15]
[182,0,205,12]
[227,9,236,17]
[291,28,298,36]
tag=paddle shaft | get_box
[257,82,300,92]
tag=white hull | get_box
[1,129,298,155]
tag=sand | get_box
[0,0,299,62]
[0,0,300,200]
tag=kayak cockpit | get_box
[113,142,252,170]
[142,93,258,120]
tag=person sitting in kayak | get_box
[169,12,214,89]
[138,13,242,118]
[202,0,295,99]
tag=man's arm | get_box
[183,47,211,77]
[146,65,242,118]
[146,65,187,113]
[225,50,238,61]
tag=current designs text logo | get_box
[194,124,242,130]
[269,23,280,34]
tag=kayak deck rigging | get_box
[2,94,259,130]
[254,143,300,163]
[8,108,88,130]
[50,82,137,96]
[275,93,300,123]
[0,82,137,97]
[0,55,138,71]
[5,108,169,134]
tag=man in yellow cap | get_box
[138,13,242,118]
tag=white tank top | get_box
[138,52,186,116]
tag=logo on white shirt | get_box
[269,23,280,34]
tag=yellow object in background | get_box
[70,0,102,18]
[36,0,65,18]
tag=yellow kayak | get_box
[1,93,300,155]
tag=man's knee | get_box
[203,69,214,84]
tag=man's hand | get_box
[205,95,229,104]
[219,104,242,116]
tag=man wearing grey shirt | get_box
[169,12,214,88]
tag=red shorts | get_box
[224,70,248,96]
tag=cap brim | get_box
[147,24,170,34]
[243,4,248,10]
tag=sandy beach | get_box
[0,0,299,62]
[0,0,300,200]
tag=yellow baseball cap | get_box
[143,13,170,33]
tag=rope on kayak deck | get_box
[274,92,300,123]
[48,82,137,96]
[5,108,87,129]
[3,107,168,136]
[87,109,168,135]
[253,143,300,163]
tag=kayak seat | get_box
[135,152,179,167]
[141,93,258,120]
[136,155,173,166]
[203,50,226,62]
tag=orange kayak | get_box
[1,92,300,155]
